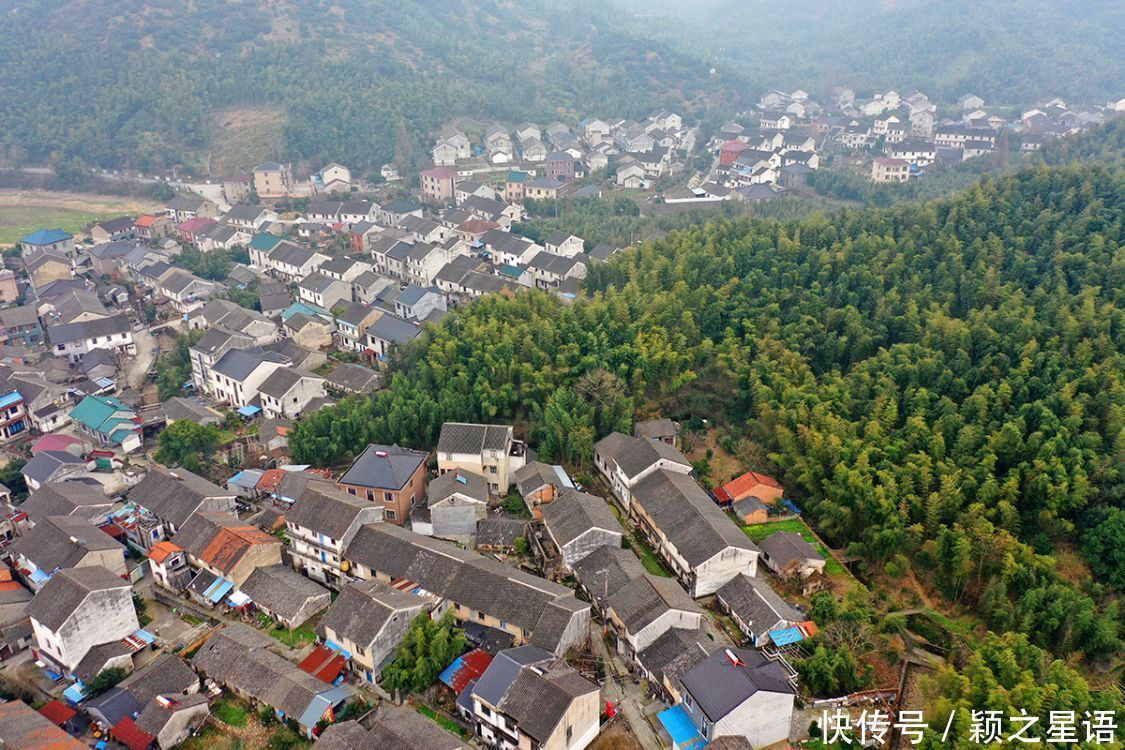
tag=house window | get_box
[385,509,397,521]
[384,492,393,503]
[366,490,375,502]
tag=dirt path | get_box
[125,327,157,390]
[0,189,162,215]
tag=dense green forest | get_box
[0,0,739,175]
[293,164,1123,724]
[618,0,1124,106]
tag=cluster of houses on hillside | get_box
[428,110,696,197]
[748,87,1117,183]
[0,405,825,748]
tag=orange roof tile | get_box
[147,541,183,564]
[38,700,76,727]
[199,526,276,573]
[256,468,286,493]
[134,215,159,228]
[714,470,782,503]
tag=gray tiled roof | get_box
[46,314,131,346]
[239,565,330,623]
[129,467,233,528]
[631,469,758,567]
[21,451,87,486]
[609,573,702,634]
[427,470,489,506]
[636,627,711,688]
[20,481,109,523]
[513,461,558,497]
[612,435,691,480]
[436,423,511,455]
[325,364,381,394]
[758,531,823,568]
[540,488,621,549]
[258,367,317,399]
[212,348,288,382]
[365,313,422,345]
[338,444,427,491]
[679,647,794,722]
[26,565,130,631]
[285,483,373,541]
[472,645,552,707]
[10,515,123,573]
[344,524,585,648]
[320,579,425,649]
[500,661,596,744]
[119,653,199,704]
[716,573,803,633]
[572,546,646,608]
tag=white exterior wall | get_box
[627,608,704,654]
[32,586,137,672]
[713,690,795,749]
[691,547,758,598]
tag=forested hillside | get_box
[293,164,1123,718]
[619,0,1123,105]
[0,0,738,175]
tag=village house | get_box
[252,162,294,198]
[257,367,327,420]
[69,395,142,453]
[0,700,86,749]
[520,252,587,291]
[27,565,139,677]
[20,228,76,260]
[260,242,330,283]
[886,141,936,167]
[238,564,331,630]
[437,422,527,495]
[311,162,352,193]
[165,196,220,223]
[296,271,351,311]
[337,443,428,525]
[540,488,623,569]
[10,515,127,591]
[514,461,571,519]
[757,531,826,578]
[286,481,383,587]
[46,314,135,364]
[345,523,590,657]
[128,466,238,537]
[333,302,382,352]
[320,579,428,684]
[411,469,489,544]
[20,481,112,525]
[631,468,760,597]
[0,387,28,444]
[603,573,704,660]
[21,451,92,492]
[147,541,192,592]
[593,432,692,510]
[715,573,805,647]
[25,251,73,288]
[470,645,600,750]
[421,167,457,203]
[674,647,796,749]
[192,625,354,738]
[172,511,282,594]
[363,312,424,360]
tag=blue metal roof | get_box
[237,405,262,417]
[768,625,808,646]
[203,577,235,603]
[658,705,707,750]
[0,391,23,409]
[21,228,72,245]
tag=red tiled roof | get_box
[199,526,276,573]
[720,140,748,152]
[177,218,215,232]
[37,700,76,726]
[134,215,159,228]
[299,645,347,684]
[456,219,499,234]
[147,541,183,564]
[98,523,126,539]
[112,717,155,750]
[421,167,456,179]
[0,581,25,593]
[713,470,782,504]
[256,468,286,493]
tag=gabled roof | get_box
[258,367,321,399]
[118,653,198,704]
[21,451,88,486]
[541,488,620,549]
[26,565,130,631]
[0,700,86,750]
[427,469,489,506]
[680,647,794,722]
[239,565,329,624]
[758,531,823,568]
[171,512,279,575]
[286,482,375,541]
[716,573,803,631]
[46,314,131,346]
[437,423,511,454]
[365,313,422,345]
[129,467,233,528]
[10,514,124,573]
[321,579,424,648]
[20,481,109,523]
[609,573,702,634]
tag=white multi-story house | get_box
[286,482,383,588]
[436,423,527,495]
[27,566,139,675]
[592,432,692,511]
[46,315,135,364]
[257,368,326,420]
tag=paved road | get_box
[125,327,156,390]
